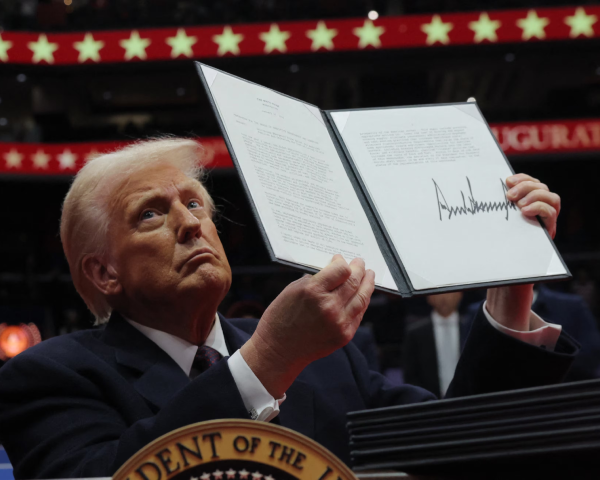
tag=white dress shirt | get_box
[127,315,283,422]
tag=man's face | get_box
[427,292,463,318]
[107,162,231,312]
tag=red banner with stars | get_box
[2,119,600,176]
[0,6,598,65]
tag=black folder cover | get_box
[196,62,571,298]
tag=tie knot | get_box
[191,345,222,378]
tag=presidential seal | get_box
[113,420,357,480]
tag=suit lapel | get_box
[102,313,191,411]
[459,314,470,351]
[218,314,253,353]
[423,319,441,398]
[219,315,315,439]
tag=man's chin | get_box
[181,265,231,296]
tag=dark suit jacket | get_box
[403,314,470,398]
[467,286,600,382]
[0,307,578,479]
[352,326,380,372]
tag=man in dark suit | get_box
[404,292,470,398]
[0,139,574,479]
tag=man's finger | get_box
[345,269,376,321]
[521,202,558,238]
[521,201,557,220]
[313,254,352,292]
[334,257,366,304]
[506,180,548,202]
[506,173,540,189]
[517,190,561,215]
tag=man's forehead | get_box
[125,177,203,200]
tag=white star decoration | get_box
[353,19,385,48]
[564,8,597,38]
[213,26,244,56]
[251,472,262,480]
[306,21,338,51]
[28,34,59,64]
[120,30,151,60]
[264,476,274,480]
[225,469,237,479]
[259,24,291,53]
[421,15,453,45]
[58,149,77,170]
[516,10,550,40]
[166,28,198,58]
[468,12,501,43]
[200,473,211,480]
[73,33,104,63]
[0,34,13,62]
[213,470,224,480]
[238,470,250,480]
[32,149,50,169]
[4,149,23,168]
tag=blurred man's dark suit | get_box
[352,326,380,371]
[403,314,471,398]
[0,308,578,479]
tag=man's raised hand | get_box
[506,173,561,239]
[487,173,562,332]
[240,254,375,398]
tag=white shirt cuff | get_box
[227,350,285,422]
[482,300,562,351]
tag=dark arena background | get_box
[1,1,600,475]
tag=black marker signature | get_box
[433,177,517,221]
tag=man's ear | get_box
[81,255,122,296]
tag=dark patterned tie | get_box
[190,345,223,379]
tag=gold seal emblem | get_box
[113,420,357,480]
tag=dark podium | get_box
[347,379,600,480]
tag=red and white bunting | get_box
[0,138,231,176]
[0,6,597,65]
[2,119,600,176]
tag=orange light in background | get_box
[0,323,42,361]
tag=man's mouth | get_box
[181,247,217,269]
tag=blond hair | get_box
[60,137,214,324]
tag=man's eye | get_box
[141,210,155,220]
[188,200,201,209]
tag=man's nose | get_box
[173,203,202,244]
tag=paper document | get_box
[201,65,397,290]
[331,105,567,289]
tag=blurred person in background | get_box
[403,292,470,398]
[571,268,597,316]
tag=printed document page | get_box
[200,65,397,290]
[331,105,567,290]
